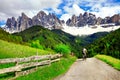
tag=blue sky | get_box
[0,0,120,26]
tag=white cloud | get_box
[73,4,85,15]
[90,5,120,18]
[63,4,85,16]
[68,0,120,18]
[60,0,119,21]
[79,0,120,18]
[60,14,72,22]
[60,4,85,22]
[0,0,62,21]
[52,8,62,14]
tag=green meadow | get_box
[0,40,54,59]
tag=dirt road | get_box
[54,58,120,80]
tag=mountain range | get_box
[66,12,120,27]
[3,11,120,33]
[3,11,64,33]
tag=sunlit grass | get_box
[0,40,55,80]
[95,54,120,70]
[0,57,76,80]
[15,56,77,80]
[0,63,15,69]
[0,40,54,59]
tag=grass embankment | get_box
[16,56,76,80]
[0,40,55,79]
[0,40,54,59]
[95,55,120,70]
[0,40,76,80]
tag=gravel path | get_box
[54,58,120,80]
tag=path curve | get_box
[54,58,120,80]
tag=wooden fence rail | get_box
[0,54,62,78]
[0,54,62,64]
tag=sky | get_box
[0,0,120,26]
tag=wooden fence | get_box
[0,54,62,79]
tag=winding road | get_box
[54,58,120,80]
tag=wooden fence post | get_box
[49,55,51,66]
[15,61,19,77]
[35,49,38,70]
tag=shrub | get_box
[54,44,71,57]
[31,40,43,49]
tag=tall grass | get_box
[0,40,54,59]
[95,55,120,70]
[16,56,77,80]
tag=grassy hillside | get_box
[14,26,81,56]
[87,28,120,59]
[14,26,70,48]
[0,40,54,59]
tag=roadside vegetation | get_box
[16,56,76,80]
[54,44,71,57]
[87,28,120,59]
[95,55,120,70]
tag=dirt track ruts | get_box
[54,58,120,80]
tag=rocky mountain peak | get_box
[66,12,97,27]
[96,17,102,25]
[32,11,63,29]
[20,13,29,20]
[72,15,77,20]
[6,17,17,30]
[83,12,89,18]
[11,17,16,21]
[6,18,11,27]
[37,11,47,17]
[79,13,83,18]
[66,12,120,27]
[21,12,27,17]
[5,11,64,33]
[111,14,120,23]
